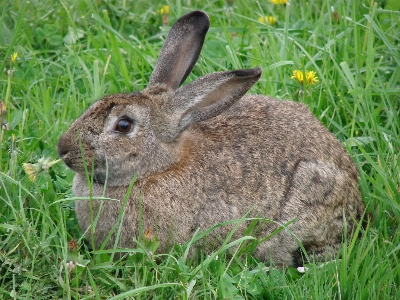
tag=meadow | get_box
[0,0,399,299]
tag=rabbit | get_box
[57,10,365,266]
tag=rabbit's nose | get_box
[57,134,71,158]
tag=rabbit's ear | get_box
[156,68,262,142]
[148,11,210,91]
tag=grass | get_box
[0,0,399,298]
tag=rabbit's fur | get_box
[58,11,364,266]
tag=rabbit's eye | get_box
[115,118,132,133]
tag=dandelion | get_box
[143,228,156,243]
[291,70,319,86]
[67,238,80,266]
[158,5,170,15]
[291,70,304,84]
[68,239,79,251]
[0,101,7,130]
[158,5,170,26]
[305,71,318,85]
[22,157,62,181]
[269,0,288,4]
[11,52,18,64]
[0,101,6,117]
[142,228,160,253]
[22,163,42,182]
[258,16,277,25]
[332,11,340,22]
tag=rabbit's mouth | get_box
[58,152,79,172]
[93,173,105,184]
[59,150,96,176]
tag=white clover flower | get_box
[297,266,309,273]
[66,261,76,272]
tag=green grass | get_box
[1,0,399,298]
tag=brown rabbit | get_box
[57,10,364,266]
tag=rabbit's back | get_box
[184,95,362,264]
[197,95,357,177]
[190,94,359,204]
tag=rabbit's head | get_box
[57,11,261,186]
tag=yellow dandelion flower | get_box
[23,163,42,182]
[258,16,277,25]
[23,157,62,181]
[291,70,319,86]
[143,228,156,242]
[269,0,288,4]
[158,5,170,15]
[291,70,304,84]
[11,52,18,64]
[305,70,319,85]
